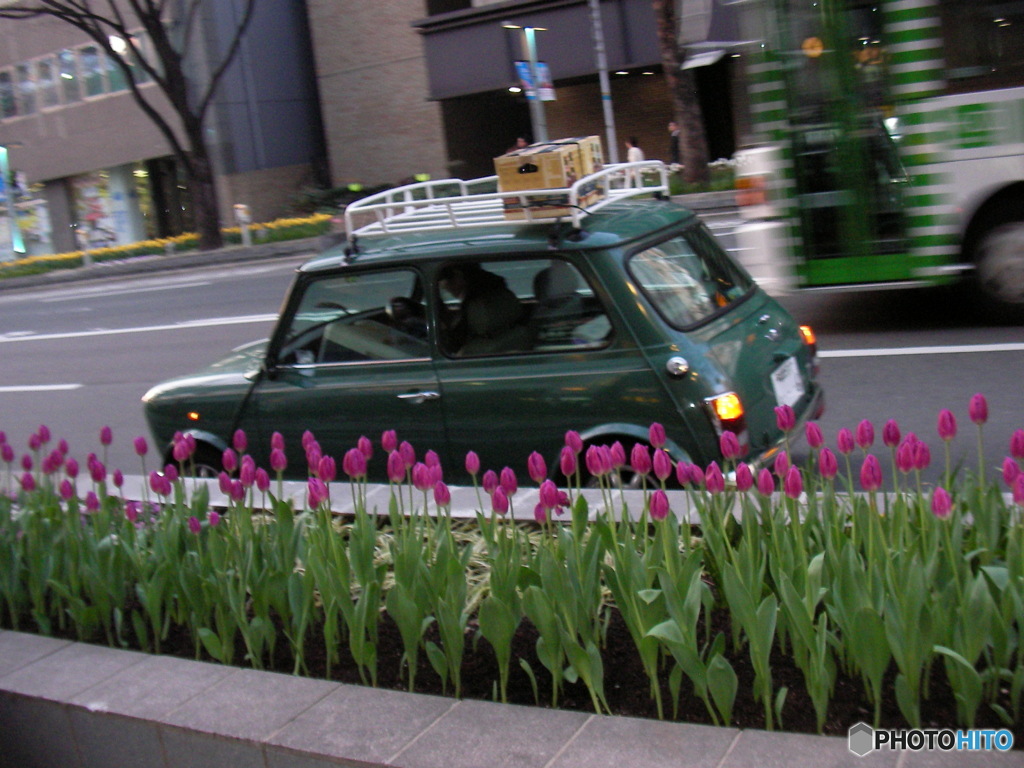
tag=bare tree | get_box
[652,0,710,185]
[0,0,257,250]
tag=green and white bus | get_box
[731,0,1024,319]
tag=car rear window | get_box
[629,224,753,328]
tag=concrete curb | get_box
[3,629,1015,768]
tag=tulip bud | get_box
[720,430,742,459]
[564,430,583,454]
[1011,429,1024,460]
[527,451,547,484]
[433,481,451,508]
[482,469,498,494]
[222,448,238,474]
[860,454,883,491]
[631,444,652,476]
[969,393,988,425]
[188,515,202,534]
[784,466,803,500]
[539,479,559,509]
[270,448,287,473]
[491,487,509,516]
[610,441,626,469]
[649,422,667,449]
[465,450,481,476]
[882,419,901,448]
[804,422,824,450]
[99,425,113,446]
[232,429,247,454]
[381,429,398,453]
[559,445,576,478]
[500,466,518,496]
[133,436,149,457]
[836,428,855,456]
[705,462,725,494]
[735,462,753,492]
[818,448,838,480]
[399,441,416,468]
[930,487,952,520]
[937,409,957,442]
[387,451,406,483]
[774,404,796,433]
[757,468,775,497]
[343,448,367,479]
[649,489,670,521]
[855,419,875,450]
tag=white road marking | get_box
[0,383,83,392]
[40,280,212,302]
[820,342,1024,358]
[0,314,278,343]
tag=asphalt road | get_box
[1,251,1022,491]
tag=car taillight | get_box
[800,324,819,374]
[706,392,749,455]
[735,175,767,207]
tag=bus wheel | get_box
[975,222,1024,321]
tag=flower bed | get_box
[0,213,333,279]
[1,396,1023,740]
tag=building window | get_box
[59,49,80,103]
[81,45,104,96]
[16,62,35,114]
[37,57,60,108]
[0,70,16,118]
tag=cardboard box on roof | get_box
[494,136,606,220]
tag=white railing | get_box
[344,161,670,237]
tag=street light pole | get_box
[0,143,26,262]
[505,23,549,144]
[588,0,619,163]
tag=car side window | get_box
[436,258,612,357]
[277,270,429,365]
[630,226,753,328]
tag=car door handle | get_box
[397,391,440,404]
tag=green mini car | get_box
[143,163,824,482]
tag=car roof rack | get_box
[344,161,670,238]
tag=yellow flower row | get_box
[0,214,332,273]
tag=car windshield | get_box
[629,224,753,328]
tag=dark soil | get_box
[83,605,1021,745]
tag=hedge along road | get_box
[1,257,1022,489]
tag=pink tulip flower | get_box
[19,472,36,492]
[653,449,673,482]
[413,462,432,492]
[357,435,373,460]
[610,441,626,469]
[271,431,286,451]
[937,409,957,442]
[491,487,509,516]
[735,462,753,492]
[1002,456,1020,488]
[1010,429,1024,460]
[232,429,247,454]
[240,455,257,487]
[539,479,559,510]
[882,419,901,448]
[969,393,988,425]
[218,472,232,495]
[434,481,451,509]
[585,445,605,477]
[649,489,670,521]
[99,425,113,446]
[381,429,398,453]
[59,478,75,501]
[133,436,149,457]
[1,443,13,463]
[307,477,329,508]
[931,487,952,520]
[399,441,416,468]
[112,469,124,489]
[270,448,287,473]
[387,451,406,483]
[527,451,547,484]
[65,457,79,479]
[481,469,498,495]
[720,430,742,459]
[773,451,790,478]
[774,405,796,433]
[125,501,140,523]
[560,445,577,478]
[675,460,691,487]
[649,422,667,449]
[343,448,367,479]
[500,466,518,496]
[465,450,481,476]
[757,468,775,496]
[255,467,270,492]
[222,448,238,474]
[565,430,584,454]
[804,422,824,450]
[1015,475,1024,507]
[188,515,202,534]
[856,419,875,450]
[318,455,337,484]
[896,441,915,474]
[860,454,883,491]
[302,430,317,450]
[818,448,838,480]
[208,510,221,527]
[784,466,803,500]
[836,428,855,456]
[913,440,931,471]
[37,424,51,444]
[631,444,652,476]
[705,462,725,494]
[533,503,548,524]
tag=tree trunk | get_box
[653,0,711,185]
[186,142,224,251]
